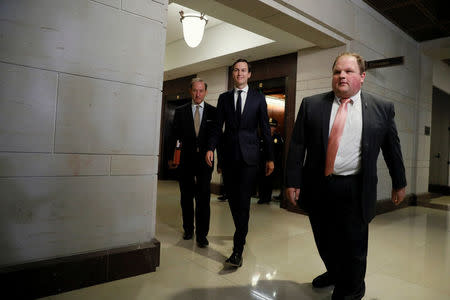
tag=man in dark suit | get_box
[206,59,274,267]
[286,52,406,299]
[171,78,217,248]
[258,118,284,204]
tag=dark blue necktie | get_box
[236,90,242,125]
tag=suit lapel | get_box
[322,92,334,154]
[199,103,208,135]
[227,90,239,128]
[361,92,369,160]
[185,103,196,137]
[240,89,251,122]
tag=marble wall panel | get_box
[0,153,109,177]
[110,155,158,175]
[0,0,166,88]
[55,74,161,155]
[122,0,166,23]
[0,175,156,266]
[0,63,57,153]
[91,0,121,8]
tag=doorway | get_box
[249,77,286,202]
[429,86,450,194]
[158,75,195,180]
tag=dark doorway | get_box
[159,97,191,180]
[429,86,450,194]
[249,77,286,201]
[159,75,195,180]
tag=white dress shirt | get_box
[234,85,249,114]
[192,100,204,123]
[328,90,363,175]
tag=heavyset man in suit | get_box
[286,52,406,299]
[171,78,217,248]
[206,59,274,267]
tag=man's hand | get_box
[391,187,406,205]
[286,187,300,206]
[168,160,178,169]
[265,161,274,176]
[205,150,214,167]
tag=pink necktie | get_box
[325,98,352,176]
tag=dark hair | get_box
[190,77,207,90]
[332,52,366,73]
[232,58,252,73]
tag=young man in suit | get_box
[206,59,274,267]
[286,52,406,299]
[171,78,217,248]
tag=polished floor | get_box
[43,180,450,299]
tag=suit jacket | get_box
[286,91,406,223]
[208,88,274,166]
[172,102,217,173]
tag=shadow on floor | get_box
[170,280,334,300]
[175,236,231,266]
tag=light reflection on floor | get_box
[43,180,450,300]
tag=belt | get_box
[324,173,360,181]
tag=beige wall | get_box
[293,0,435,198]
[0,0,167,266]
[433,60,450,95]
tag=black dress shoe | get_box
[312,272,335,288]
[196,237,209,248]
[183,232,193,240]
[257,199,270,204]
[217,195,227,201]
[225,252,242,267]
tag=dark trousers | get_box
[309,174,367,300]
[223,160,258,254]
[178,154,212,239]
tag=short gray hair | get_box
[190,77,208,90]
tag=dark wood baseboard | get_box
[428,184,450,195]
[286,194,415,216]
[286,193,447,216]
[0,238,160,300]
[375,193,416,216]
[416,192,449,211]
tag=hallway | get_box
[43,181,450,299]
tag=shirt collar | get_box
[334,90,361,105]
[235,85,249,94]
[192,100,204,108]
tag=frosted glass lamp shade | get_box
[180,11,208,48]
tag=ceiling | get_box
[164,1,450,79]
[166,3,224,44]
[164,1,330,80]
[362,0,450,42]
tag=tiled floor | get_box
[43,180,450,299]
